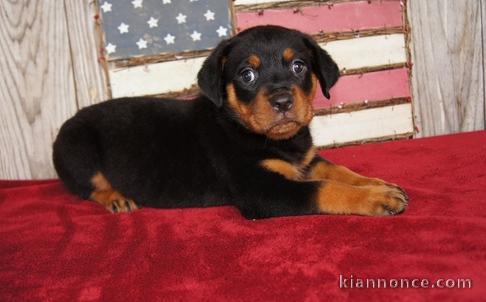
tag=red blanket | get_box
[1,131,485,301]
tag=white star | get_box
[164,33,175,44]
[147,17,158,28]
[189,0,198,2]
[162,0,171,3]
[136,38,148,49]
[132,0,143,8]
[176,13,187,24]
[105,43,116,54]
[190,31,201,41]
[216,26,228,37]
[100,2,112,13]
[204,10,215,21]
[117,22,129,34]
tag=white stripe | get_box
[109,34,406,98]
[109,57,205,98]
[310,103,413,146]
[320,34,407,71]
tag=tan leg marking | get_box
[302,146,317,167]
[317,181,408,216]
[308,161,399,187]
[90,172,138,213]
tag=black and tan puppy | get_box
[53,26,407,219]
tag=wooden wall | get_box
[408,0,486,137]
[1,0,485,179]
[0,0,107,179]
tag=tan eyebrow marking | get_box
[248,54,261,68]
[283,48,295,62]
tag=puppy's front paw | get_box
[91,189,139,213]
[317,181,408,216]
[365,185,408,216]
[108,199,139,213]
[354,176,399,188]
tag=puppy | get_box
[53,25,407,219]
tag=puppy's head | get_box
[198,25,339,140]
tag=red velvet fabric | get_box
[1,131,485,301]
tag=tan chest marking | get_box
[260,146,317,180]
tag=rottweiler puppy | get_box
[53,25,408,219]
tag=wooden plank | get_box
[111,28,405,68]
[234,0,288,5]
[314,68,411,110]
[109,57,206,98]
[314,98,410,116]
[0,0,78,179]
[483,0,486,126]
[408,0,485,137]
[236,1,403,34]
[310,103,414,147]
[321,34,407,72]
[110,35,407,98]
[65,0,109,107]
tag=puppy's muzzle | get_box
[270,93,293,113]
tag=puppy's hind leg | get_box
[53,119,138,213]
[89,172,138,213]
[53,119,102,200]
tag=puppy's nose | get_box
[270,95,293,113]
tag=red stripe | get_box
[236,1,403,34]
[313,68,411,109]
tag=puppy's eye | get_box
[240,68,257,84]
[291,60,306,75]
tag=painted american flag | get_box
[99,0,233,60]
[99,0,414,147]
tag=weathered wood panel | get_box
[314,68,411,110]
[236,1,403,33]
[109,35,407,98]
[234,0,288,6]
[65,0,109,108]
[109,56,206,98]
[483,0,486,126]
[0,0,78,179]
[321,34,407,72]
[310,103,414,147]
[408,0,485,137]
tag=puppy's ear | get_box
[197,39,233,107]
[303,36,340,99]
